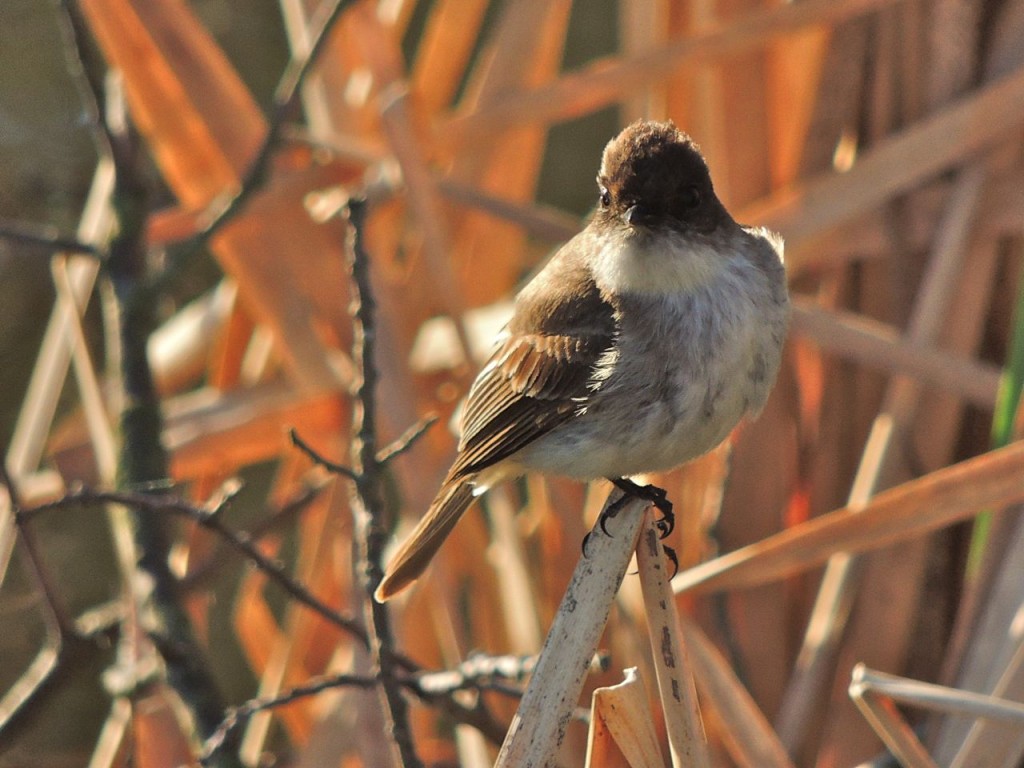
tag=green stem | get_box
[966,255,1024,576]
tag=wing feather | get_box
[450,235,618,480]
[451,332,610,479]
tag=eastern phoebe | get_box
[376,120,788,602]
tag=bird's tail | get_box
[375,477,475,602]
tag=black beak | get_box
[624,204,655,227]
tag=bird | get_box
[375,119,789,602]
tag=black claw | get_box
[609,478,676,537]
[581,531,593,558]
[597,491,629,537]
[664,545,679,579]
[656,507,675,539]
[590,479,678,559]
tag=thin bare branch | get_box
[0,466,68,734]
[345,198,422,766]
[179,473,331,590]
[289,428,358,480]
[377,415,438,465]
[0,466,73,635]
[56,0,114,160]
[0,221,100,257]
[19,487,370,647]
[201,673,379,765]
[202,648,537,766]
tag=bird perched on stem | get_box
[376,119,788,602]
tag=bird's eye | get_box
[680,186,702,210]
[599,188,611,208]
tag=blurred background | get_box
[1,0,1023,765]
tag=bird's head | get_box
[595,120,729,236]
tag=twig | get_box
[293,415,437,472]
[19,487,370,647]
[99,74,240,767]
[345,198,422,766]
[0,466,73,636]
[377,415,438,465]
[179,473,331,590]
[16,483,512,748]
[289,428,358,480]
[202,648,544,764]
[0,466,68,734]
[0,221,100,257]
[155,0,355,289]
[414,653,536,695]
[56,0,115,161]
[201,672,379,764]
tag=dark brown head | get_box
[595,120,730,235]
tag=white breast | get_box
[517,233,787,480]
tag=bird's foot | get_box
[583,488,644,557]
[609,478,675,539]
[584,480,677,576]
[596,487,637,537]
[663,544,680,579]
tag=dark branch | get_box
[201,648,538,766]
[289,428,358,480]
[0,466,70,734]
[19,487,370,647]
[345,199,422,765]
[179,472,331,590]
[56,0,114,160]
[0,221,100,257]
[416,653,531,689]
[200,672,378,764]
[0,466,73,635]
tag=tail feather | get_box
[375,478,475,601]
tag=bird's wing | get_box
[450,332,611,479]
[449,240,617,480]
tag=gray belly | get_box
[519,363,753,478]
[519,345,774,479]
[516,275,786,480]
